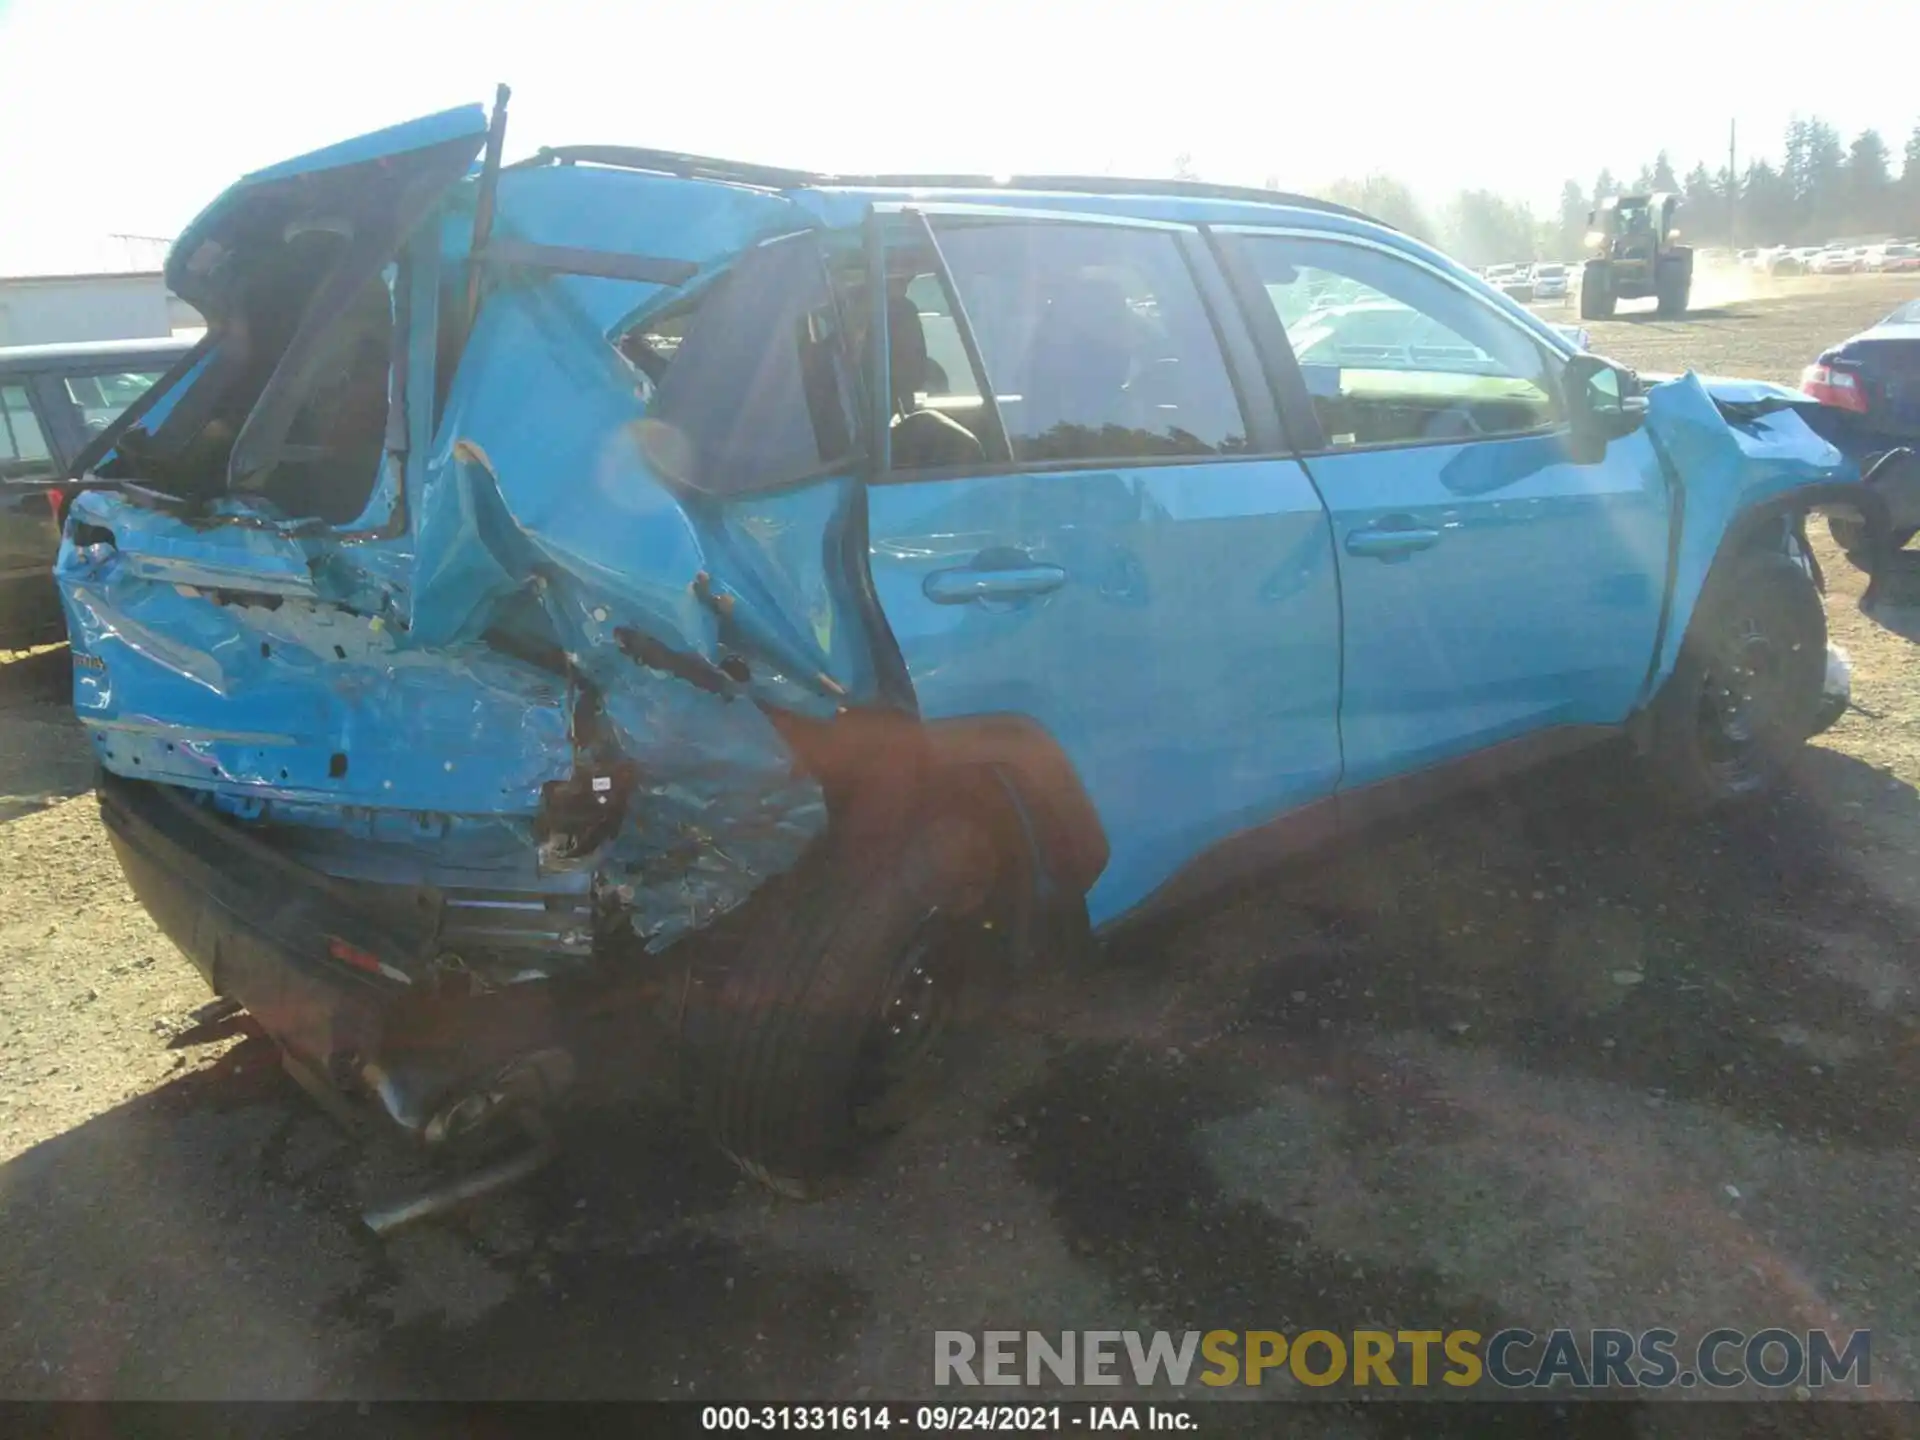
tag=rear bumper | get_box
[101,771,403,1071]
[99,772,577,1141]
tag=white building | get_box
[0,236,203,347]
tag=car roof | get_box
[502,146,1586,362]
[0,334,199,377]
[527,147,1391,229]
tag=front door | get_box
[861,211,1343,924]
[1223,230,1673,789]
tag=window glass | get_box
[234,265,398,525]
[1242,235,1564,448]
[0,384,54,480]
[627,234,857,496]
[64,370,169,437]
[922,220,1247,465]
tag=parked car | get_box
[1799,297,1920,561]
[1492,264,1536,303]
[1865,243,1920,274]
[2,336,196,647]
[58,100,1887,1197]
[1811,248,1861,275]
[1531,262,1570,301]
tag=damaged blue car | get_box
[58,94,1892,1198]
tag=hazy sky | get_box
[2,0,1916,272]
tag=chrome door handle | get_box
[1345,522,1441,561]
[923,562,1068,605]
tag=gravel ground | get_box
[2,274,1918,1422]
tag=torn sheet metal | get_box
[59,167,855,963]
[1640,371,1857,689]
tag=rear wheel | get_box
[1654,258,1690,317]
[1579,261,1616,319]
[680,799,1029,1196]
[1644,549,1827,813]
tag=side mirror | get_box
[1563,353,1644,463]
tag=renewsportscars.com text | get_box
[934,1328,1871,1390]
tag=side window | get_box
[0,384,55,481]
[897,220,1247,467]
[623,234,857,496]
[1239,235,1564,449]
[65,370,170,438]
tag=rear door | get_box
[1220,228,1672,788]
[861,207,1343,924]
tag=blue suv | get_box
[58,98,1892,1194]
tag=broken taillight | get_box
[327,936,384,975]
[1800,363,1869,414]
[45,486,73,526]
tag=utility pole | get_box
[1728,119,1738,250]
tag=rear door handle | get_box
[924,561,1068,605]
[1345,521,1441,561]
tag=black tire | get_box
[1654,259,1689,317]
[1828,512,1915,568]
[1644,549,1827,813]
[680,799,1030,1196]
[1579,262,1615,320]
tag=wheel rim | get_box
[849,855,1012,1132]
[1695,615,1790,786]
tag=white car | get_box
[1809,248,1856,274]
[1865,243,1920,273]
[1531,263,1570,300]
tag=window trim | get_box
[869,205,1279,483]
[1213,226,1576,460]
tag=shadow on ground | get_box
[0,748,1915,1412]
[0,646,88,824]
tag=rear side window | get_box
[923,220,1247,464]
[627,234,858,496]
[0,384,54,480]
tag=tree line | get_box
[1276,118,1920,267]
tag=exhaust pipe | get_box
[361,1046,576,1148]
[363,1114,558,1236]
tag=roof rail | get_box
[525,148,1393,231]
[526,146,815,189]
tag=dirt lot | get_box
[3,274,1919,1421]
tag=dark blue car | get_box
[1800,297,1920,560]
[55,98,1892,1197]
